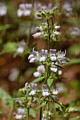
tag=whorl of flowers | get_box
[28,48,69,77]
[32,23,61,41]
[19,82,59,98]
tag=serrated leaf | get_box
[47,76,53,87]
[36,101,46,110]
[0,88,13,108]
[29,108,36,118]
[33,76,44,83]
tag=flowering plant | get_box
[15,5,71,120]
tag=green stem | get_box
[47,19,50,50]
[51,17,54,31]
[40,107,42,120]
[27,108,29,120]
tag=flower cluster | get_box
[16,41,26,54]
[63,1,72,17]
[33,23,61,41]
[28,48,69,77]
[20,82,59,98]
[14,108,26,119]
[0,2,7,16]
[69,27,80,39]
[17,2,53,18]
[17,3,32,17]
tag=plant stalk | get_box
[47,19,50,50]
[40,107,42,120]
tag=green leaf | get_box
[0,88,13,108]
[67,106,80,113]
[36,101,46,110]
[33,76,44,83]
[0,42,17,55]
[70,80,79,90]
[68,44,80,56]
[29,108,36,118]
[47,76,53,87]
[65,59,80,66]
[0,24,11,31]
[69,117,79,120]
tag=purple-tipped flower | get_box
[42,84,50,96]
[16,41,26,54]
[54,25,60,29]
[57,50,69,64]
[52,89,59,95]
[28,48,40,63]
[14,108,25,119]
[50,49,57,61]
[29,83,37,96]
[32,32,43,38]
[33,65,45,77]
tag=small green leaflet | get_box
[0,42,17,55]
[47,76,53,87]
[36,101,46,110]
[29,108,36,118]
[33,76,44,83]
[0,88,13,108]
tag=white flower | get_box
[52,89,59,95]
[8,68,19,81]
[39,56,46,62]
[37,65,45,73]
[50,67,57,72]
[42,91,50,96]
[50,63,57,72]
[14,108,25,119]
[63,1,72,12]
[53,31,60,35]
[32,32,43,38]
[16,41,26,54]
[23,10,31,16]
[25,3,32,9]
[29,57,36,63]
[15,114,23,119]
[29,83,37,96]
[19,4,25,9]
[55,25,60,29]
[28,48,40,63]
[16,47,24,54]
[57,50,66,59]
[17,9,23,17]
[58,70,62,75]
[18,108,25,114]
[33,65,45,77]
[0,2,7,16]
[28,54,34,60]
[50,49,57,61]
[70,27,80,38]
[42,84,50,96]
[50,55,57,61]
[29,90,36,96]
[33,71,41,77]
